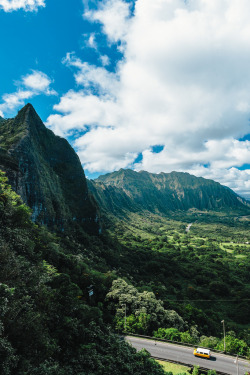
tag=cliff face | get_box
[89,168,250,216]
[0,104,99,233]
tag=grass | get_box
[219,242,249,259]
[220,245,234,253]
[156,360,191,374]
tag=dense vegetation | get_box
[1,104,249,374]
[101,210,250,355]
[0,167,249,373]
[0,171,167,375]
[89,168,250,215]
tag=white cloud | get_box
[47,0,250,197]
[88,33,98,50]
[188,166,250,200]
[100,55,110,66]
[84,0,132,44]
[133,138,250,198]
[23,70,52,92]
[82,32,98,50]
[63,53,119,95]
[134,139,250,172]
[0,90,34,112]
[0,0,45,12]
[0,70,56,116]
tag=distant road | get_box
[186,223,193,232]
[126,336,250,375]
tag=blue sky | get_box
[0,0,250,198]
[0,0,121,119]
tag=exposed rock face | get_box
[88,168,250,216]
[0,104,99,233]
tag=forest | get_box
[0,170,249,374]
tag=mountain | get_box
[88,168,250,216]
[1,104,248,232]
[0,104,99,233]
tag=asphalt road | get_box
[126,336,250,375]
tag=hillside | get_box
[0,106,249,373]
[1,168,249,374]
[0,104,99,233]
[0,170,168,375]
[89,169,250,218]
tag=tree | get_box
[199,336,219,349]
[154,328,181,341]
[216,335,249,357]
[106,279,185,334]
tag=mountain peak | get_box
[23,102,35,111]
[17,103,36,117]
[0,105,100,233]
[14,103,44,131]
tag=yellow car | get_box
[193,348,211,359]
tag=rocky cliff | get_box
[88,168,250,216]
[0,104,99,233]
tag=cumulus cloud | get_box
[47,0,250,198]
[0,70,56,116]
[0,0,45,12]
[63,53,119,95]
[135,139,250,172]
[22,70,57,95]
[0,90,34,113]
[188,166,250,200]
[84,0,132,44]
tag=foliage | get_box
[0,146,250,372]
[153,327,198,346]
[106,278,185,334]
[199,336,219,349]
[0,171,167,374]
[153,325,249,357]
[102,209,250,340]
[1,106,249,373]
[91,168,250,215]
[215,335,250,357]
[115,313,151,334]
[154,328,182,342]
[156,360,191,375]
[191,366,199,375]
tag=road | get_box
[126,336,250,375]
[186,223,193,232]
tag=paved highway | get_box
[126,336,250,375]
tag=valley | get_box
[102,210,250,337]
[0,105,249,375]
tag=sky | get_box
[0,0,250,199]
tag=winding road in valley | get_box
[186,223,193,232]
[126,336,250,375]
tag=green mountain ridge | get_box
[0,104,99,233]
[89,168,250,217]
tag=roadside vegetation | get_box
[155,362,218,375]
[156,361,191,375]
